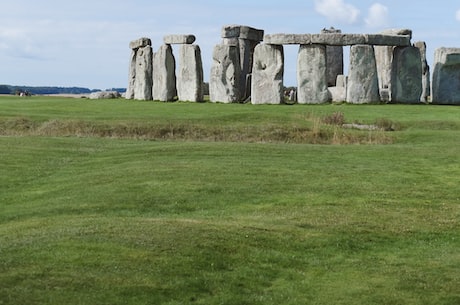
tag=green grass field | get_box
[1,96,459,304]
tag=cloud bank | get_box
[314,0,360,25]
[314,1,389,28]
[456,9,460,21]
[365,3,390,28]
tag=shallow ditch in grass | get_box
[0,113,397,145]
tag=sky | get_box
[1,0,460,89]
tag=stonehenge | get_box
[221,25,264,100]
[127,34,203,102]
[127,25,460,105]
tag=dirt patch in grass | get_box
[0,116,394,145]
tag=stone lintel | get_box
[365,34,411,46]
[263,33,411,46]
[129,37,152,49]
[163,35,196,44]
[222,25,264,41]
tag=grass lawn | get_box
[0,96,459,304]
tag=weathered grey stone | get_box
[251,44,284,104]
[163,34,196,44]
[133,45,153,100]
[238,38,262,100]
[375,45,393,93]
[221,25,264,100]
[177,44,204,102]
[432,48,460,105]
[414,41,430,102]
[209,44,241,103]
[347,45,380,104]
[328,87,346,102]
[126,49,136,99]
[321,28,344,86]
[222,38,239,46]
[375,29,413,100]
[129,37,152,50]
[239,26,264,41]
[153,44,177,101]
[263,33,410,46]
[365,34,411,46]
[89,91,121,99]
[222,25,264,41]
[222,25,241,38]
[264,34,312,45]
[311,34,367,45]
[380,29,412,39]
[297,44,330,104]
[329,75,347,102]
[390,46,422,104]
[126,37,154,100]
[336,75,348,88]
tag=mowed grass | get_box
[0,96,459,304]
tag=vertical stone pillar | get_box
[152,44,177,101]
[126,37,153,100]
[209,44,241,103]
[414,41,430,103]
[432,48,460,105]
[251,44,284,104]
[374,29,412,102]
[177,44,204,102]
[297,44,330,104]
[347,45,380,104]
[390,46,422,104]
[221,25,264,101]
[321,27,343,86]
[126,49,136,99]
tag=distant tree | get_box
[0,85,11,94]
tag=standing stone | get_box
[347,45,380,104]
[390,46,422,104]
[222,25,264,100]
[209,44,241,103]
[321,27,344,86]
[432,48,460,105]
[251,44,284,104]
[126,49,136,99]
[133,45,153,100]
[153,44,177,101]
[177,44,204,102]
[297,44,330,104]
[374,29,413,102]
[414,41,430,103]
[127,37,153,100]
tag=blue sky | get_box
[1,0,459,89]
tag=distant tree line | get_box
[0,85,126,95]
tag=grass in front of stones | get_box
[1,95,459,144]
[0,96,459,304]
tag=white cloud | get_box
[365,3,390,28]
[456,9,460,21]
[314,0,360,25]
